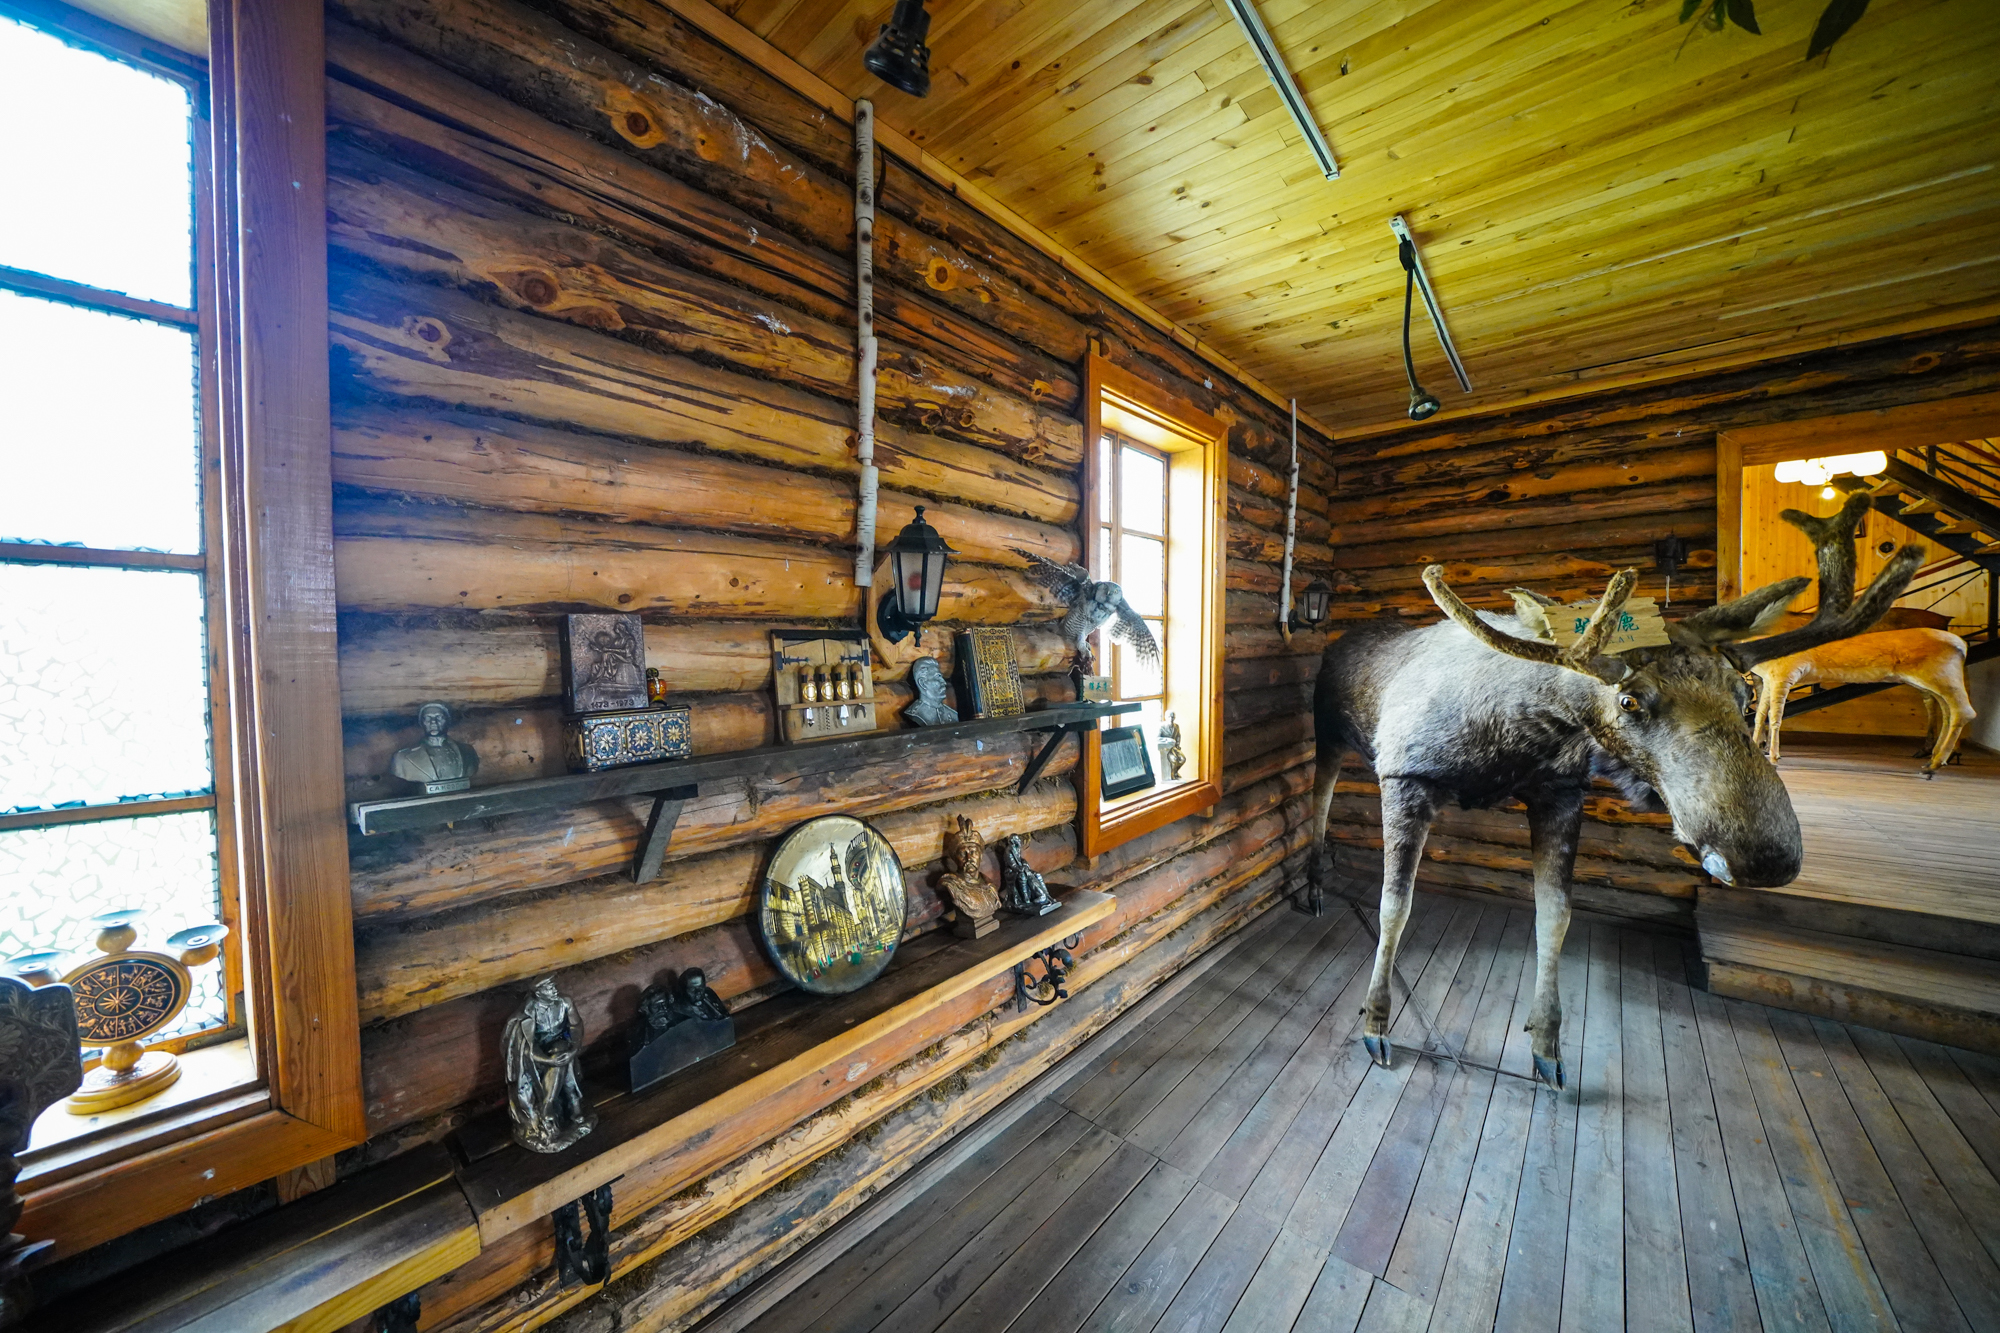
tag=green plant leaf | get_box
[1706,0,1726,31]
[1808,0,1871,59]
[1730,0,1761,34]
[1680,0,1703,21]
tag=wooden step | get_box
[1701,884,2000,960]
[1899,497,1944,515]
[1936,517,1985,535]
[1697,906,2000,1054]
[1867,476,1903,497]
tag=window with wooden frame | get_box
[1079,353,1227,858]
[5,0,361,1260]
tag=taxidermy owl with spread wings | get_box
[1014,549,1160,672]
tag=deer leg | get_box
[1524,788,1584,1090]
[1362,777,1440,1067]
[1926,677,1975,774]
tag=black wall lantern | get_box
[877,506,954,645]
[1291,577,1332,629]
[864,0,932,97]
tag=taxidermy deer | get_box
[1307,493,1922,1088]
[1751,627,1974,773]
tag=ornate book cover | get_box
[953,627,1024,719]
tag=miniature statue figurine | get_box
[937,815,1001,939]
[646,667,670,708]
[503,977,595,1154]
[391,701,479,795]
[903,656,959,727]
[628,968,734,1093]
[1000,833,1060,917]
[1157,711,1186,781]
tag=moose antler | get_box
[1726,492,1925,670]
[1423,565,1637,681]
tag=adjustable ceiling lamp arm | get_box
[1389,215,1473,395]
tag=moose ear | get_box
[1667,577,1808,647]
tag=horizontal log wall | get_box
[1318,320,2000,919]
[314,0,1341,1328]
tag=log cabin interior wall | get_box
[310,0,1337,1325]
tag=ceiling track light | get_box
[1389,215,1473,397]
[864,0,932,97]
[1223,0,1338,181]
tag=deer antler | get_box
[1727,493,1925,669]
[1424,565,1637,682]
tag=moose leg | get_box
[1304,752,1347,915]
[1362,777,1440,1067]
[1523,788,1584,1089]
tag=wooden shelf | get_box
[452,889,1115,1244]
[349,702,1136,880]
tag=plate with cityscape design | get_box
[758,815,907,995]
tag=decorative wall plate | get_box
[757,815,907,995]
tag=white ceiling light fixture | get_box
[1223,0,1339,181]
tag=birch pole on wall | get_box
[852,99,880,595]
[1278,397,1300,643]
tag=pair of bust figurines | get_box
[937,817,1060,938]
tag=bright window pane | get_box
[0,291,201,552]
[1098,436,1113,523]
[1120,447,1166,535]
[0,564,211,814]
[0,811,225,1039]
[0,16,193,305]
[1120,535,1165,617]
[1117,628,1164,699]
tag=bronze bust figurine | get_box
[902,656,959,727]
[391,701,479,795]
[937,815,1001,939]
[503,976,595,1154]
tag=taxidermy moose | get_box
[1306,493,1923,1088]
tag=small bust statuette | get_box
[1000,833,1059,917]
[503,976,594,1154]
[937,815,1001,939]
[1157,710,1186,782]
[902,656,959,727]
[391,702,479,795]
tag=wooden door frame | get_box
[1716,391,2000,601]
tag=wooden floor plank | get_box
[1201,903,1454,1205]
[1764,1009,1970,1333]
[1292,1252,1376,1333]
[1216,1224,1330,1333]
[1560,922,1625,1333]
[751,1102,1085,1333]
[1423,910,1545,1333]
[1808,1018,2000,1330]
[1011,1159,1199,1333]
[1895,1035,2000,1184]
[1651,936,1761,1333]
[1725,999,1901,1333]
[1621,929,1695,1332]
[1073,1183,1236,1333]
[1148,1190,1289,1333]
[1059,913,1303,1122]
[1945,1046,2000,1123]
[1491,920,1590,1333]
[1688,987,1832,1333]
[933,1140,1156,1333]
[1846,1026,2000,1268]
[1160,918,1373,1178]
[1126,915,1358,1156]
[1233,904,1465,1226]
[1285,905,1493,1246]
[870,1123,1126,1333]
[1380,908,1534,1299]
[1092,914,1338,1138]
[1351,1278,1432,1333]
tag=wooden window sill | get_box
[452,889,1116,1243]
[1094,779,1222,853]
[22,1038,258,1165]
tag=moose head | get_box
[1423,492,1924,889]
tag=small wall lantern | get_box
[1293,577,1332,628]
[863,0,932,97]
[877,506,955,645]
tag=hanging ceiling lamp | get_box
[864,0,932,97]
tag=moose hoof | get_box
[1362,1034,1393,1067]
[1532,1054,1566,1090]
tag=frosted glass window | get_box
[1120,535,1165,617]
[1117,630,1164,699]
[0,811,226,1038]
[0,291,202,552]
[0,16,193,306]
[1097,436,1113,523]
[1120,448,1166,535]
[0,564,212,814]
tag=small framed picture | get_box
[1098,725,1157,800]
